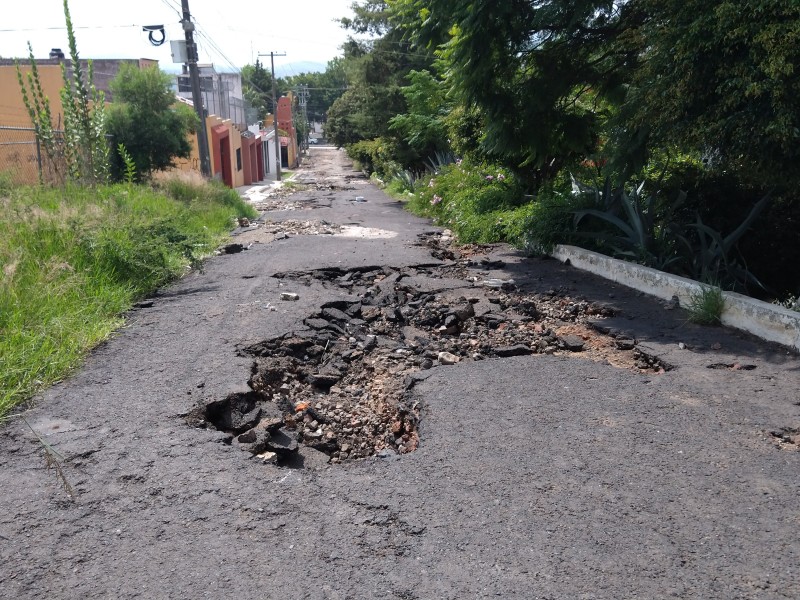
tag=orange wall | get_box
[0,63,67,127]
[172,115,247,188]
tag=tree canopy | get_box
[106,64,197,181]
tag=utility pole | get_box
[259,51,286,181]
[181,0,211,177]
[298,84,309,152]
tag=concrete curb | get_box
[551,244,800,352]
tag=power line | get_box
[158,0,183,19]
[0,25,139,32]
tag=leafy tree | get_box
[388,69,450,157]
[623,0,800,188]
[279,58,348,123]
[325,1,434,152]
[106,64,198,181]
[392,0,643,187]
[241,59,277,123]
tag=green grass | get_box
[0,178,256,419]
[687,284,726,325]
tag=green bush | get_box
[346,138,403,179]
[517,190,593,255]
[407,159,527,244]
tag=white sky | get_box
[0,0,356,74]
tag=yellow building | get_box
[0,53,155,184]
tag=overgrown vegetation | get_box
[2,0,261,420]
[317,0,799,302]
[58,0,109,185]
[0,178,256,419]
[16,43,64,184]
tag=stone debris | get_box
[263,219,343,237]
[280,292,300,301]
[192,238,672,467]
[437,351,460,365]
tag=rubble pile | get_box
[193,255,672,466]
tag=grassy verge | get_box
[0,177,256,419]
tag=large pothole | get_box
[188,253,672,467]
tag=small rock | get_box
[280,292,300,301]
[451,303,475,322]
[615,338,636,350]
[304,318,330,330]
[266,428,299,454]
[560,335,585,352]
[437,351,460,365]
[322,307,351,322]
[306,371,341,388]
[377,448,399,460]
[480,278,515,290]
[664,295,680,310]
[494,344,533,357]
[256,451,277,464]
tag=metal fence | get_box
[0,126,67,186]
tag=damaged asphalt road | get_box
[1,148,799,599]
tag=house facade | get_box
[0,51,287,187]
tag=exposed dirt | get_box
[190,233,677,468]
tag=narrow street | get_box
[1,147,798,599]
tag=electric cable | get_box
[142,25,166,46]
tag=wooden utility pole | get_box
[259,51,286,181]
[181,0,211,177]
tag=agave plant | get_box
[392,169,418,194]
[573,177,686,271]
[678,192,772,291]
[424,150,457,173]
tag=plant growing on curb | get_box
[773,295,800,313]
[687,284,725,326]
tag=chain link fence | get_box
[0,126,67,186]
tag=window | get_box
[236,148,242,171]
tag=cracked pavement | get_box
[1,147,798,599]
